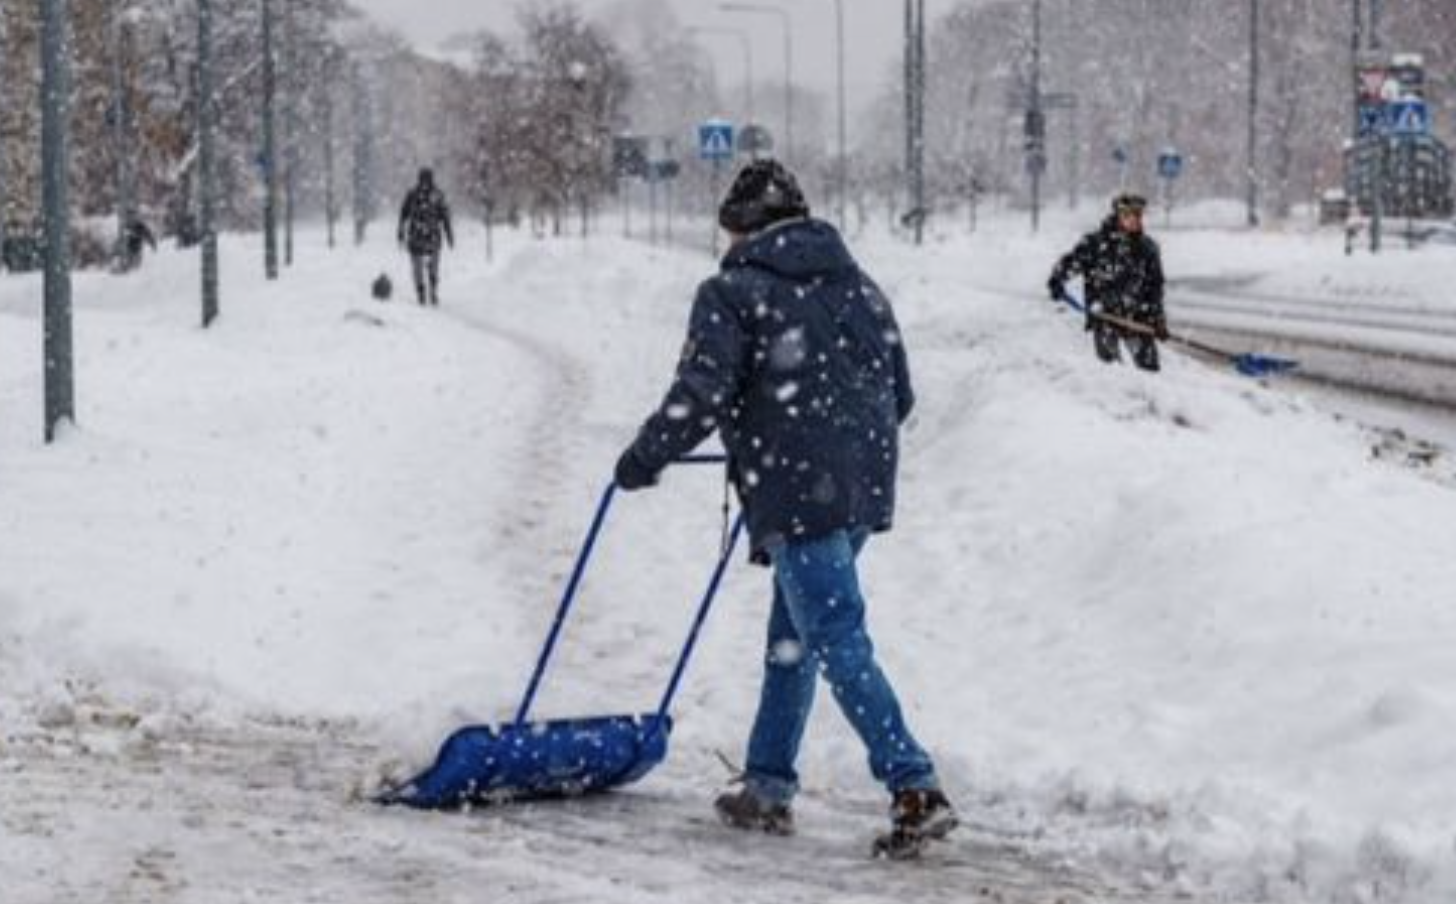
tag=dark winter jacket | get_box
[619,218,914,564]
[1051,216,1165,327]
[398,185,454,255]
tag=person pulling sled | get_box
[614,159,957,859]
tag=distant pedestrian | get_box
[613,159,957,859]
[397,168,454,306]
[1048,193,1168,371]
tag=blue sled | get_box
[378,714,671,807]
[379,455,742,810]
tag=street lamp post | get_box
[833,0,846,230]
[1,13,9,272]
[199,0,219,326]
[41,0,75,442]
[1246,0,1260,228]
[719,3,792,161]
[688,27,755,127]
[1030,0,1043,234]
[109,2,138,269]
[261,0,278,279]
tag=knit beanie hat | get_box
[718,159,810,234]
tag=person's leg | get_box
[771,530,939,795]
[410,254,426,304]
[427,251,440,304]
[1131,334,1161,372]
[1092,321,1121,363]
[741,581,818,806]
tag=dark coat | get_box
[621,218,914,564]
[1051,217,1165,326]
[398,185,454,255]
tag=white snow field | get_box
[3,213,1455,903]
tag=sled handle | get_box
[654,511,745,722]
[512,454,731,726]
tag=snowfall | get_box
[2,203,1455,904]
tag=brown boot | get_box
[713,787,795,835]
[874,788,958,859]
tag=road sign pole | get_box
[42,0,75,442]
[711,160,722,258]
[199,0,220,327]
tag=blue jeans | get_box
[743,529,939,805]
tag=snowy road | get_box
[1168,275,1456,407]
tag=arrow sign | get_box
[698,120,735,162]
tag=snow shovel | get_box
[377,454,744,808]
[1058,290,1299,378]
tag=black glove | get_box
[614,447,659,491]
[1152,318,1170,341]
[1047,277,1066,302]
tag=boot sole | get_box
[714,804,795,836]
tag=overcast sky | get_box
[350,0,906,113]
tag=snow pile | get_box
[2,217,1455,901]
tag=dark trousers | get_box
[1092,321,1160,372]
[410,251,440,305]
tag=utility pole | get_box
[1069,100,1079,210]
[903,0,925,244]
[1351,0,1363,136]
[914,0,926,244]
[1029,0,1044,233]
[689,27,755,126]
[719,4,792,162]
[831,0,847,230]
[41,0,75,442]
[261,0,279,279]
[322,73,337,249]
[282,0,296,267]
[199,0,219,326]
[0,12,8,273]
[1369,0,1383,253]
[1246,0,1260,227]
[109,2,137,269]
[352,65,373,245]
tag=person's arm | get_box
[891,330,914,424]
[1047,235,1092,300]
[616,279,746,489]
[867,278,914,424]
[442,198,455,248]
[397,194,411,245]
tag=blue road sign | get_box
[1358,103,1385,138]
[1157,148,1184,180]
[698,120,735,161]
[1387,99,1431,135]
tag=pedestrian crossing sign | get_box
[698,120,735,161]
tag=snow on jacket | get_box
[398,186,454,255]
[622,218,914,564]
[1051,216,1165,325]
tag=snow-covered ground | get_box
[2,211,1455,903]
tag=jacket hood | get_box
[721,218,856,282]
